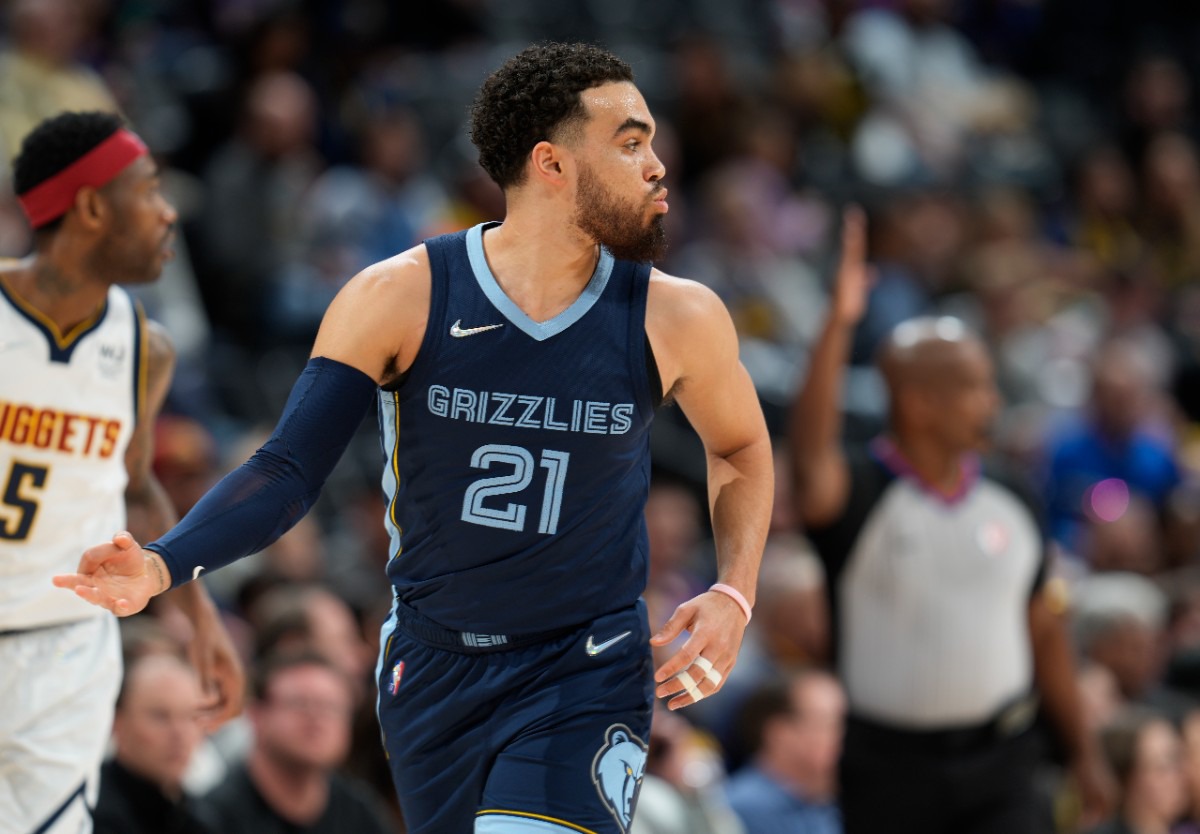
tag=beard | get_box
[573,162,667,263]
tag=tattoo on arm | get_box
[147,554,168,594]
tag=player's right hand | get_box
[52,531,166,616]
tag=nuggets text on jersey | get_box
[0,402,122,458]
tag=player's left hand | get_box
[186,604,246,730]
[650,589,748,710]
[52,531,164,615]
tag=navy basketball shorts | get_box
[376,599,655,834]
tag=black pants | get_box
[839,716,1055,834]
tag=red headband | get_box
[17,129,148,229]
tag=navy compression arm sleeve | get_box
[145,357,377,587]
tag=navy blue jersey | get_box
[379,222,656,634]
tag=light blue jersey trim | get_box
[476,812,598,833]
[466,223,614,342]
[374,609,398,727]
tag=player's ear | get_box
[530,140,570,187]
[72,185,109,232]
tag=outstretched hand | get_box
[650,590,749,711]
[52,531,166,616]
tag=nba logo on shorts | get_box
[389,661,405,695]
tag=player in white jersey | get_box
[0,111,243,834]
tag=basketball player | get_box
[2,111,243,834]
[56,43,773,833]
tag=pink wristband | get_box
[710,583,752,623]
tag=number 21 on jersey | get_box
[461,444,569,534]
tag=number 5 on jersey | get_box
[0,460,49,541]
[462,444,569,534]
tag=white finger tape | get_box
[676,670,703,703]
[693,656,721,686]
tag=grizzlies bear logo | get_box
[591,724,647,832]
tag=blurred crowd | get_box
[7,0,1200,831]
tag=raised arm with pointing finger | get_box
[789,206,868,530]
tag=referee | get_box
[789,209,1115,834]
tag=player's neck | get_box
[247,749,330,824]
[5,251,108,332]
[482,210,601,323]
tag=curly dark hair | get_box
[13,111,124,196]
[13,111,126,234]
[469,42,634,189]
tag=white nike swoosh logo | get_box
[586,630,632,656]
[450,320,504,338]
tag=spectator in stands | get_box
[1043,338,1180,560]
[644,476,711,647]
[1085,707,1188,834]
[1139,132,1200,290]
[1176,707,1200,833]
[1069,145,1143,272]
[841,0,1008,185]
[193,70,322,357]
[1078,493,1166,575]
[153,415,222,518]
[202,651,397,833]
[250,583,373,704]
[1073,572,1193,722]
[93,654,214,834]
[0,0,118,162]
[690,536,829,770]
[726,670,846,834]
[631,705,745,834]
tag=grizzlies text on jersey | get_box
[379,222,656,635]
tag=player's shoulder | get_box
[336,243,432,310]
[355,242,431,287]
[645,269,738,392]
[317,243,432,371]
[646,267,726,327]
[143,317,175,364]
[113,287,175,361]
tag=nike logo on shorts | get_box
[586,631,632,656]
[450,320,504,338]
